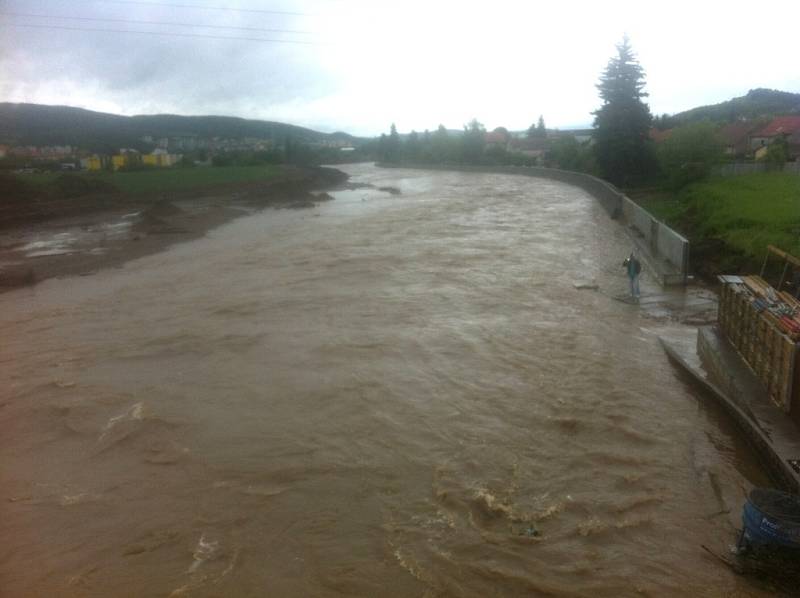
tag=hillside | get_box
[672,88,800,124]
[0,103,361,153]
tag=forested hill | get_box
[672,88,800,124]
[0,103,359,152]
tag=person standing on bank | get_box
[623,252,642,300]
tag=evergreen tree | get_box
[387,123,401,162]
[433,125,449,162]
[405,130,420,161]
[592,36,654,185]
[536,115,546,137]
[378,133,389,161]
[462,118,486,163]
[421,129,432,161]
[527,116,547,139]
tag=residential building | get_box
[717,122,757,157]
[142,148,181,167]
[750,116,800,156]
[485,129,511,149]
[111,149,141,171]
[508,136,550,162]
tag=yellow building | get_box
[110,149,142,171]
[85,155,104,171]
[111,155,127,171]
[142,150,180,168]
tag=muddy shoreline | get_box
[0,166,348,292]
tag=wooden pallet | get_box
[718,281,799,413]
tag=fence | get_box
[714,162,800,177]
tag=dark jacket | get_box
[624,256,641,278]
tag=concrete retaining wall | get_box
[378,162,689,285]
[695,327,800,493]
[620,196,690,283]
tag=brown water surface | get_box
[0,165,773,596]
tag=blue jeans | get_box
[629,275,640,298]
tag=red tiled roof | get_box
[485,131,509,144]
[509,137,549,151]
[754,116,800,137]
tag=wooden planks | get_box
[718,280,799,413]
[768,244,800,269]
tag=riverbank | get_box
[627,173,800,281]
[0,165,348,291]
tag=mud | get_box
[0,166,347,290]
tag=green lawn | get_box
[638,173,800,259]
[20,165,283,195]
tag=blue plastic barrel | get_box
[741,488,800,549]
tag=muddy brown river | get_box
[0,164,775,596]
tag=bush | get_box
[658,122,724,188]
[764,137,788,167]
[548,137,596,173]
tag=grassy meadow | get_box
[638,173,800,270]
[20,164,283,195]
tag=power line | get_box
[1,11,316,35]
[70,0,309,17]
[0,21,323,44]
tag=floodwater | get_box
[0,164,774,596]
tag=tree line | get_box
[373,117,549,167]
[378,36,788,190]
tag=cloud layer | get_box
[1,0,799,136]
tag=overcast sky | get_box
[1,0,799,136]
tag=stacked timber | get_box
[718,275,800,413]
[741,276,800,340]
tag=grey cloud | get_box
[2,0,338,119]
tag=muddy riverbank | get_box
[0,166,347,290]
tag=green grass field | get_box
[638,173,800,260]
[21,165,283,195]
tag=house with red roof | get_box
[750,116,800,159]
[717,122,758,158]
[484,129,511,149]
[508,136,550,161]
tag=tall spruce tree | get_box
[536,115,546,137]
[592,36,654,185]
[386,123,401,162]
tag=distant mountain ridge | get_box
[0,103,360,152]
[671,88,800,124]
